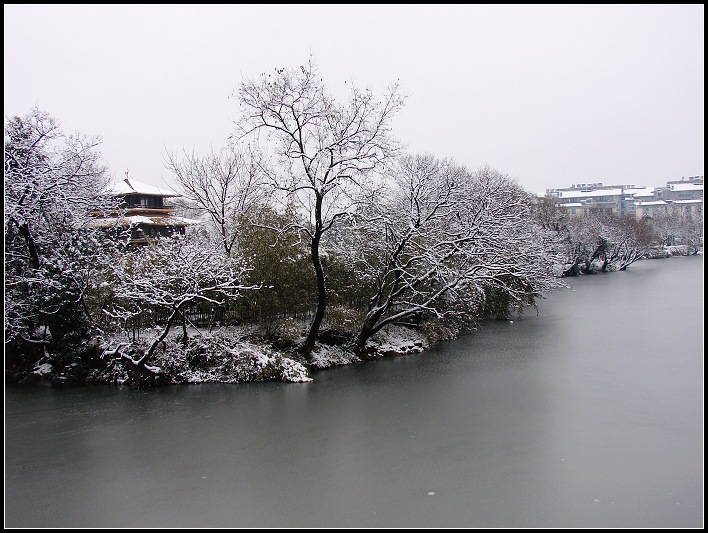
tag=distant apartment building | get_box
[545,176,703,219]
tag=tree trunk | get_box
[144,305,182,362]
[181,311,189,347]
[19,223,40,270]
[354,304,388,357]
[302,237,326,357]
[302,194,326,358]
[355,323,375,358]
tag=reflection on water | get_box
[4,256,703,527]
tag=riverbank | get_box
[7,321,437,387]
[6,250,701,388]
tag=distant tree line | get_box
[5,59,702,385]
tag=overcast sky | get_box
[4,4,704,195]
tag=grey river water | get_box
[4,256,703,528]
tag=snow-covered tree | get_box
[340,155,564,354]
[4,108,120,353]
[648,203,703,253]
[164,146,265,257]
[569,211,655,272]
[602,214,656,270]
[103,234,259,374]
[677,208,703,254]
[234,57,405,357]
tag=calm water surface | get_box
[4,256,703,527]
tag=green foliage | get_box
[322,248,376,313]
[322,305,365,333]
[234,207,315,324]
[418,316,462,343]
[481,276,537,320]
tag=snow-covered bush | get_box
[309,344,362,369]
[97,328,311,384]
[268,317,308,347]
[366,325,429,357]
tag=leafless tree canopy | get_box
[165,146,265,257]
[337,155,565,352]
[234,58,405,356]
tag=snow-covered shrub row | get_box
[666,244,702,256]
[534,197,702,276]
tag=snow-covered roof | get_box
[635,200,668,206]
[668,182,703,192]
[558,188,623,199]
[560,202,583,208]
[626,187,654,197]
[90,214,201,228]
[109,178,180,197]
[672,199,704,204]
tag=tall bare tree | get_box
[165,146,264,257]
[595,212,656,271]
[234,58,405,357]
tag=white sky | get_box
[4,4,704,195]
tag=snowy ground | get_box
[90,323,435,386]
[309,325,430,369]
